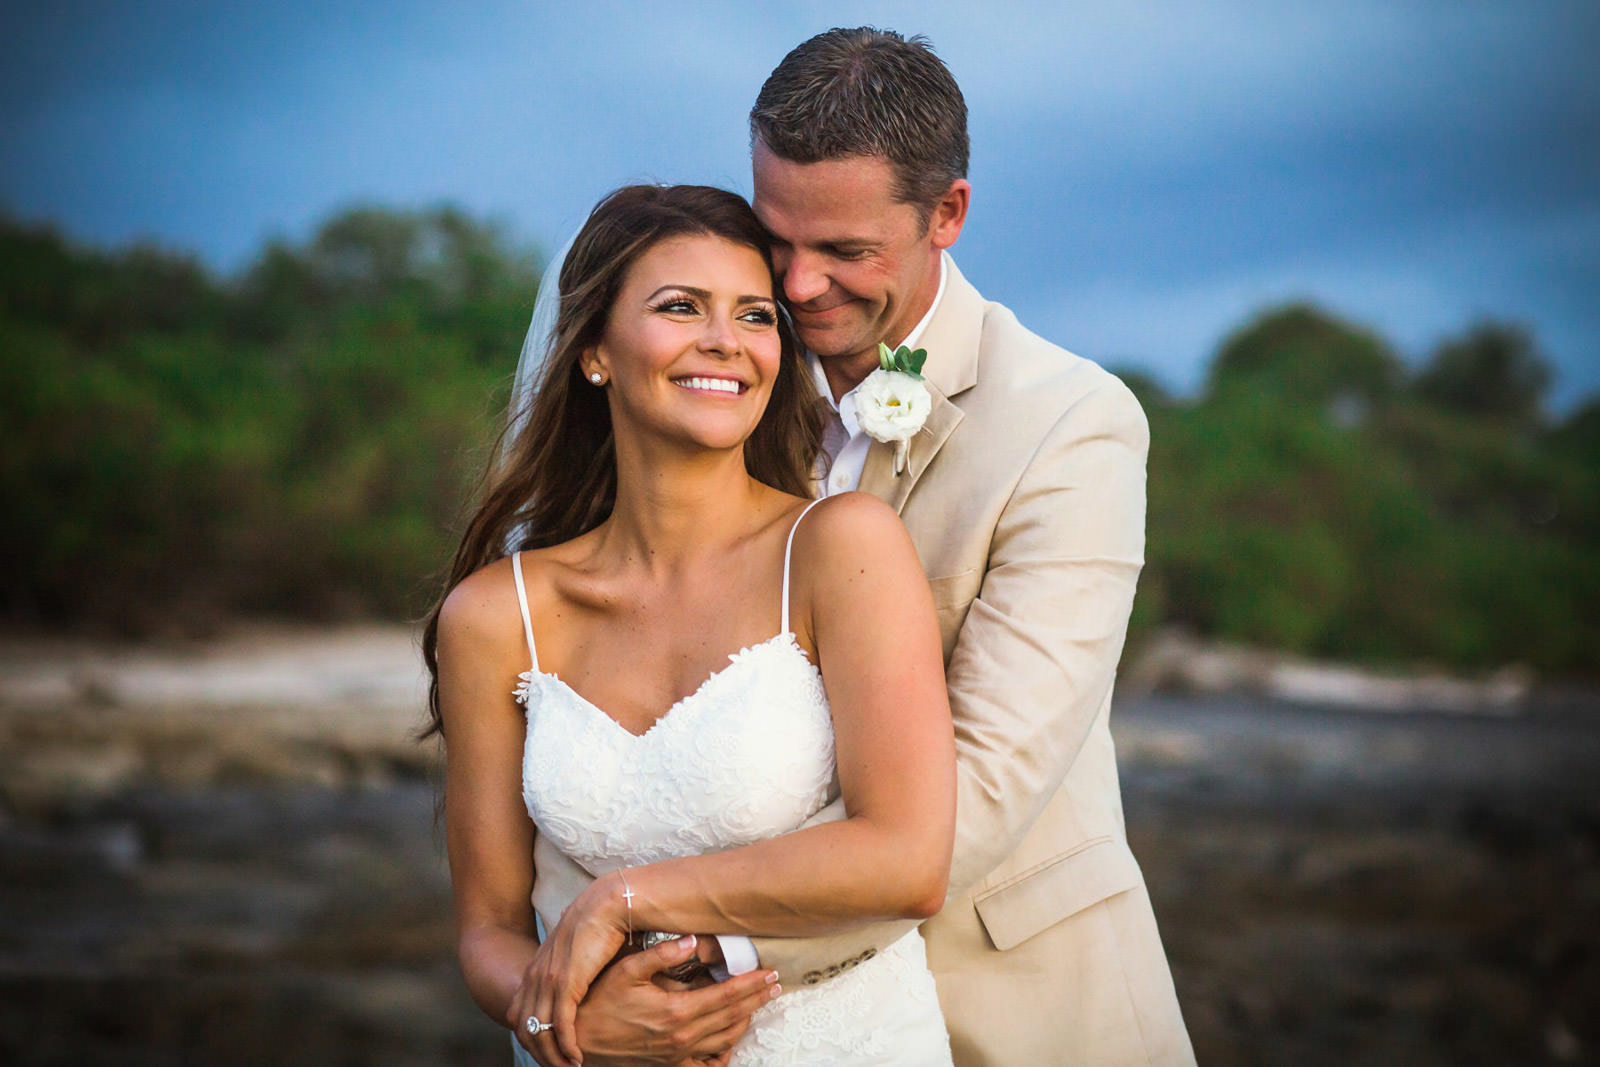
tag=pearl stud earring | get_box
[589,372,604,385]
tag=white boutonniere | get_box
[856,343,933,475]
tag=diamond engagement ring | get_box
[525,1015,554,1035]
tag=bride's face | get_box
[584,234,783,456]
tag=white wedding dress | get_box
[511,499,952,1066]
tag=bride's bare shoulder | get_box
[790,491,916,573]
[437,556,525,652]
[796,490,907,537]
[439,532,602,639]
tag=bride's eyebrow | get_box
[647,285,705,299]
[646,285,774,305]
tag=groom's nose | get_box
[780,250,831,306]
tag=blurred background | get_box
[2,3,1596,1064]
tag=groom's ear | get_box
[927,179,971,251]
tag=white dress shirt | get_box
[811,253,949,497]
[714,254,951,979]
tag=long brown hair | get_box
[419,184,821,740]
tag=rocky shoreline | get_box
[0,625,433,814]
[1122,628,1539,716]
[0,624,1558,814]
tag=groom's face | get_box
[752,141,952,371]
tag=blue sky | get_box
[3,2,1596,406]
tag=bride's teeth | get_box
[676,377,740,393]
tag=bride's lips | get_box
[670,375,748,396]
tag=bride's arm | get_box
[436,564,545,1021]
[535,492,956,1056]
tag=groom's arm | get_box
[751,376,1149,981]
[940,377,1147,893]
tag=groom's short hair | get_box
[751,27,969,229]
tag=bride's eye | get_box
[740,305,778,326]
[650,296,699,315]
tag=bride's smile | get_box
[670,374,748,395]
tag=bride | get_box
[422,184,956,1066]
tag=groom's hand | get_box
[564,935,779,1067]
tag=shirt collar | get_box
[897,251,949,353]
[803,252,950,410]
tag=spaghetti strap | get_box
[781,498,827,636]
[510,551,540,672]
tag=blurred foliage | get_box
[1412,320,1551,430]
[2,208,535,632]
[1142,303,1597,675]
[1207,303,1402,418]
[2,213,1595,675]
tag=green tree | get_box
[1,205,532,632]
[1207,302,1402,418]
[1413,320,1551,429]
[0,218,221,345]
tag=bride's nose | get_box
[696,312,740,357]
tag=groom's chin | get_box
[789,304,860,345]
[793,324,862,361]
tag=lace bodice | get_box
[516,632,835,872]
[510,500,951,1066]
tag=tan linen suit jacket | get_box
[532,257,1193,1065]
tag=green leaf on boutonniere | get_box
[876,342,928,380]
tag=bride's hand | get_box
[509,869,633,1066]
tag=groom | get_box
[535,27,1193,1066]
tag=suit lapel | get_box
[857,254,985,513]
